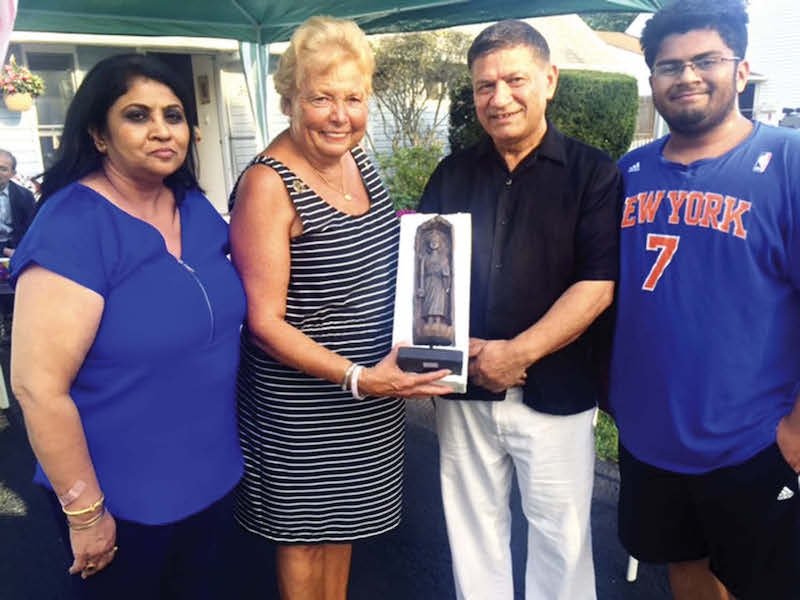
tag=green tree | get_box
[580,12,639,32]
[372,31,471,148]
[372,31,470,209]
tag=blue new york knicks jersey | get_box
[610,122,800,473]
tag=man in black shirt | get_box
[419,20,620,600]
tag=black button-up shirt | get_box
[419,124,621,414]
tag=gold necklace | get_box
[308,162,352,201]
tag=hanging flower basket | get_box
[1,55,45,112]
[4,92,33,111]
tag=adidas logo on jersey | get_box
[753,152,772,173]
[628,162,640,173]
[777,486,794,501]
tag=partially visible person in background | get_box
[229,15,450,600]
[9,53,246,600]
[0,148,36,340]
[0,149,35,257]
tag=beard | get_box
[659,95,737,136]
[655,73,740,136]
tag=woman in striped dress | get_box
[229,16,451,600]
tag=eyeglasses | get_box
[652,56,741,78]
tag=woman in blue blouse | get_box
[9,54,245,599]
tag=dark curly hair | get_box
[640,0,749,69]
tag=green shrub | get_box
[548,70,638,160]
[448,69,639,160]
[378,143,444,211]
[596,410,619,462]
[448,71,484,153]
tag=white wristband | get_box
[341,363,357,391]
[351,365,365,400]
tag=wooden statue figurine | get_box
[413,216,455,346]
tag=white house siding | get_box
[747,0,800,124]
[366,99,451,157]
[221,69,262,190]
[265,73,291,146]
[0,104,43,179]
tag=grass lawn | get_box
[596,410,619,462]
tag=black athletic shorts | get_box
[618,442,800,600]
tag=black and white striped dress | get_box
[234,147,404,543]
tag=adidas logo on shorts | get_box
[777,486,794,501]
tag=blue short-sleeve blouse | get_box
[11,182,246,525]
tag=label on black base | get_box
[397,347,463,375]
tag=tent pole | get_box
[239,28,270,149]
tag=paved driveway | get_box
[1,367,670,599]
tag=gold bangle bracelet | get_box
[62,494,104,517]
[68,507,106,531]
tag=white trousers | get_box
[435,388,597,600]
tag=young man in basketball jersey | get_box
[609,1,800,598]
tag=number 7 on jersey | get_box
[642,234,680,292]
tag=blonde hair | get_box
[274,16,374,109]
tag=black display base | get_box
[397,346,463,375]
